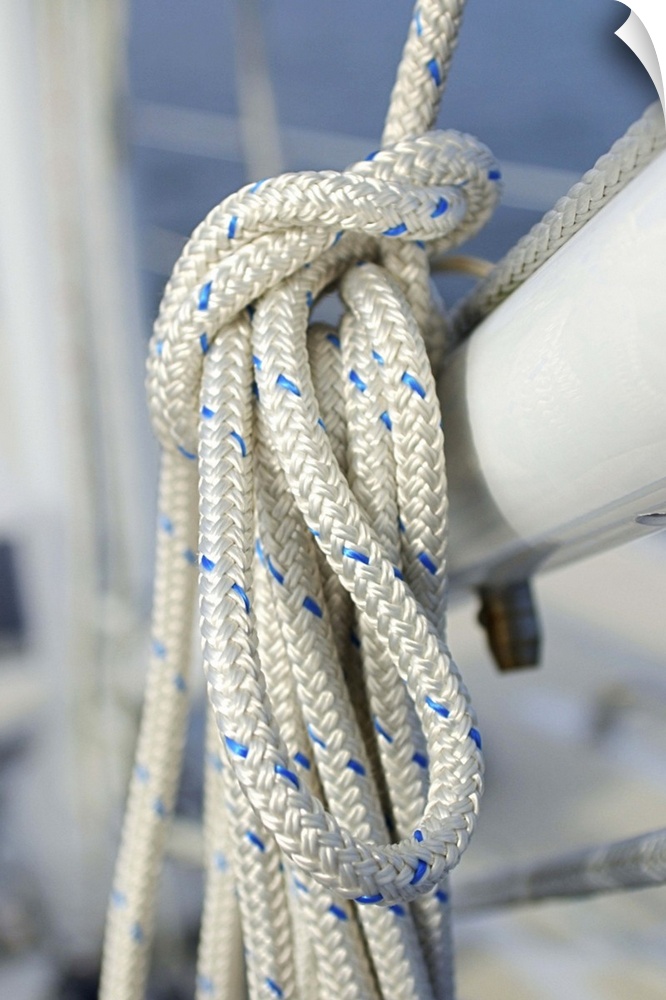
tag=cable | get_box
[455,826,666,912]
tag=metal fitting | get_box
[477,579,541,672]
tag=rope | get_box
[100,2,500,997]
[456,826,666,912]
[451,101,666,343]
[100,2,663,997]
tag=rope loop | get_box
[147,128,501,456]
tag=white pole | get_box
[442,150,666,591]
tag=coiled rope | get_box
[101,3,498,997]
[99,0,665,996]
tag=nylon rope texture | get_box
[99,2,664,998]
[452,101,666,343]
[100,3,496,997]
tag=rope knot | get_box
[147,128,500,456]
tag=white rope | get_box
[451,101,666,343]
[100,2,502,996]
[98,0,666,989]
[99,0,666,990]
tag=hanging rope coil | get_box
[101,3,501,996]
[100,1,663,997]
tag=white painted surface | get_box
[442,151,666,587]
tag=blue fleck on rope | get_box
[229,430,247,456]
[383,222,408,237]
[302,595,323,617]
[153,798,168,819]
[307,724,326,750]
[418,552,437,574]
[425,695,450,718]
[274,763,300,789]
[348,369,367,392]
[374,718,394,743]
[198,281,212,310]
[111,889,127,909]
[225,736,249,759]
[230,582,251,613]
[267,555,285,585]
[276,373,301,396]
[401,371,427,398]
[213,851,229,872]
[246,830,266,852]
[431,196,448,218]
[410,859,428,885]
[134,763,149,783]
[426,57,441,86]
[341,545,370,565]
[469,727,483,750]
[346,758,366,776]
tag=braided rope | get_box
[99,0,666,990]
[451,101,666,342]
[100,3,502,996]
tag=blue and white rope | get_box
[101,2,503,998]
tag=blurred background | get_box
[0,1,664,997]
